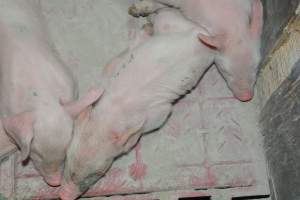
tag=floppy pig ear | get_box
[198,33,224,50]
[61,88,104,119]
[2,112,34,161]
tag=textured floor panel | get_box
[0,1,269,199]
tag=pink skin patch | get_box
[236,91,253,102]
[44,174,62,187]
[129,143,147,181]
[59,182,80,200]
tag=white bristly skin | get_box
[0,0,102,187]
[129,0,264,102]
[60,9,216,200]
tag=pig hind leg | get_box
[128,22,154,51]
[129,0,167,17]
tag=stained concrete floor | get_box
[0,1,270,199]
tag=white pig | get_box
[129,0,264,101]
[0,0,102,186]
[0,124,16,160]
[59,9,219,199]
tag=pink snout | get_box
[236,90,254,102]
[59,182,81,200]
[44,174,62,187]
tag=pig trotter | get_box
[128,5,151,17]
[129,0,160,18]
[128,5,141,17]
[142,23,154,36]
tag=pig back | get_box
[181,0,252,35]
[0,39,75,115]
[0,0,48,43]
[0,4,76,116]
[104,30,213,108]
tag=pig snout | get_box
[30,153,65,187]
[230,83,254,102]
[44,173,62,187]
[236,90,254,102]
[222,77,255,102]
[59,172,104,200]
[59,181,81,200]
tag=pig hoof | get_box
[128,5,149,17]
[142,23,154,36]
[59,182,81,200]
[128,5,140,17]
[44,175,62,187]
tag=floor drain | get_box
[232,195,270,199]
[178,197,211,200]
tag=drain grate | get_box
[232,195,270,199]
[179,197,211,200]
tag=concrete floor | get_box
[0,1,270,199]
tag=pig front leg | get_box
[131,23,154,48]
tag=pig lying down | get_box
[0,0,101,186]
[129,0,264,101]
[58,8,244,199]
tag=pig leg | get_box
[130,23,154,50]
[129,0,167,17]
[147,8,202,35]
[126,21,155,50]
[129,0,182,17]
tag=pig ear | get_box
[116,119,145,147]
[2,112,34,161]
[61,88,104,119]
[198,33,225,50]
[250,0,263,37]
